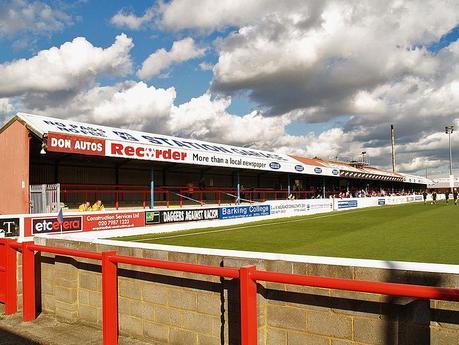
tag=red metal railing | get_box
[60,186,323,209]
[1,238,459,345]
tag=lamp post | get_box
[445,125,454,193]
[361,151,367,164]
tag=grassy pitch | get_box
[114,203,459,264]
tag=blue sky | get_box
[0,1,247,110]
[1,0,459,175]
[2,0,458,133]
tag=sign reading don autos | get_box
[47,132,105,156]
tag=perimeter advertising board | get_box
[337,200,358,209]
[269,199,333,217]
[83,212,144,231]
[157,208,219,224]
[0,218,20,237]
[219,205,271,220]
[23,210,145,236]
[31,216,83,234]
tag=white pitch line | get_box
[134,205,399,242]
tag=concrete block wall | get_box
[14,238,459,345]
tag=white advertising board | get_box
[18,113,338,176]
[268,199,334,217]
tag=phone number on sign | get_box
[84,212,144,231]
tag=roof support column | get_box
[287,174,291,197]
[150,167,154,209]
[322,177,326,198]
[237,171,241,205]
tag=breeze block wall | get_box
[16,237,459,345]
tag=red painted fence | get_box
[1,237,459,345]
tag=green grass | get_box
[113,203,459,264]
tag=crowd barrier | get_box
[60,185,319,209]
[1,237,459,345]
[0,194,444,239]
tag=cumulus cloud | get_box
[211,1,454,116]
[160,0,317,31]
[137,37,205,79]
[157,0,459,174]
[0,0,71,37]
[169,93,288,146]
[3,1,459,176]
[111,7,155,30]
[0,98,14,124]
[28,81,176,131]
[0,34,134,98]
[198,62,213,71]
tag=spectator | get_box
[186,182,194,198]
[198,178,206,201]
[91,200,105,211]
[78,201,91,212]
[198,177,206,190]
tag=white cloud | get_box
[160,0,312,31]
[0,0,71,37]
[137,38,205,80]
[397,157,446,172]
[275,127,361,161]
[211,1,455,116]
[0,98,13,113]
[110,7,155,30]
[169,93,287,146]
[3,1,459,176]
[198,62,213,71]
[0,98,14,124]
[27,81,176,131]
[0,34,134,97]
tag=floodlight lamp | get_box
[40,142,47,155]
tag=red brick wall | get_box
[0,120,30,214]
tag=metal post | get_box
[5,239,17,315]
[446,126,454,193]
[150,167,154,209]
[449,130,453,177]
[102,251,118,345]
[287,174,291,198]
[449,130,454,193]
[391,124,396,173]
[22,242,37,321]
[237,171,241,205]
[240,266,257,345]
